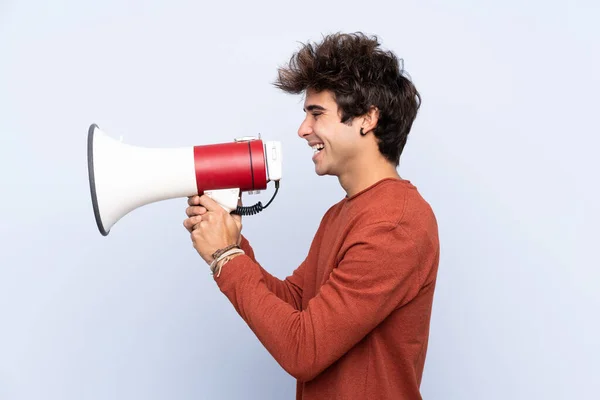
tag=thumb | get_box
[231,211,242,227]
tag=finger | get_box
[183,219,192,232]
[183,215,203,232]
[187,195,201,206]
[183,218,195,232]
[186,206,207,217]
[198,194,224,213]
[193,219,209,231]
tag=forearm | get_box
[214,256,321,381]
[238,235,303,310]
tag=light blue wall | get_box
[1,1,598,399]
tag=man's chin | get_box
[313,160,335,176]
[314,167,331,177]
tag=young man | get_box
[183,32,440,399]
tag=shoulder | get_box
[346,178,435,225]
[340,180,440,284]
[346,178,439,252]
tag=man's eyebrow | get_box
[303,104,326,112]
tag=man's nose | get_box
[298,119,312,138]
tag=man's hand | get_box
[183,194,242,265]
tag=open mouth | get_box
[311,143,324,154]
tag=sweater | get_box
[214,177,440,399]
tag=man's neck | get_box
[338,155,401,198]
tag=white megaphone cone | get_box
[87,124,282,236]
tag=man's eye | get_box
[312,113,322,118]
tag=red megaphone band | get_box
[193,140,268,194]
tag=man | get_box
[183,32,440,399]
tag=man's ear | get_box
[361,106,380,135]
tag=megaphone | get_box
[87,123,282,236]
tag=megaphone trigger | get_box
[203,188,241,214]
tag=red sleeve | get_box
[238,235,305,310]
[214,222,422,382]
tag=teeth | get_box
[311,144,324,152]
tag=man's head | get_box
[274,32,421,176]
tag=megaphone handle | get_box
[204,188,240,213]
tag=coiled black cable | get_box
[232,180,280,216]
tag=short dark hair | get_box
[274,32,421,165]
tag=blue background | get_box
[1,1,598,399]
